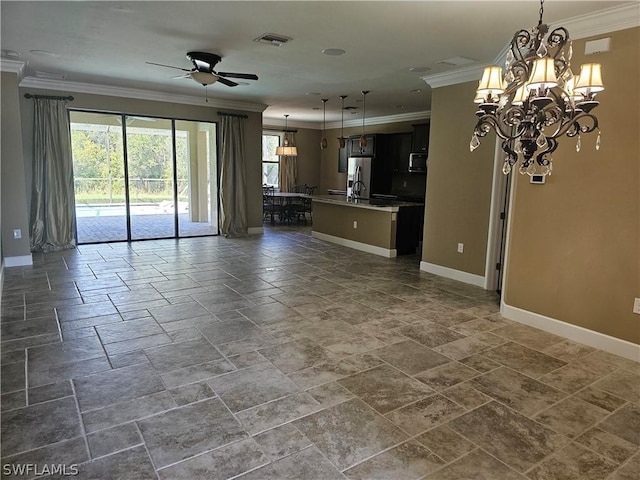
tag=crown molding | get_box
[0,59,26,79]
[19,77,268,113]
[422,64,488,89]
[423,3,640,89]
[264,111,431,130]
[553,3,640,40]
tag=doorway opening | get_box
[70,111,218,243]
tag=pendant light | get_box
[320,98,328,149]
[276,114,297,157]
[359,90,369,149]
[338,95,347,148]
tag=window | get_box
[262,133,280,188]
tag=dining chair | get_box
[263,185,281,225]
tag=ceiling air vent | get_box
[254,33,292,46]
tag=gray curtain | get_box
[279,132,297,193]
[219,116,248,237]
[30,98,76,252]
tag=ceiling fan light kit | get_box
[471,0,604,176]
[146,51,258,90]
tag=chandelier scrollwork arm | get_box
[469,0,604,176]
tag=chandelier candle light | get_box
[470,0,604,176]
[276,114,298,157]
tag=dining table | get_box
[267,191,312,225]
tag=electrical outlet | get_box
[353,221,358,229]
[13,229,22,239]
[633,298,640,315]
[457,243,464,253]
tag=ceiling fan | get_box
[146,51,258,87]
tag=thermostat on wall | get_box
[530,174,546,185]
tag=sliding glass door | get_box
[70,111,218,243]
[126,117,176,240]
[71,112,128,243]
[175,120,219,236]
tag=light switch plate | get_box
[13,229,21,239]
[633,298,640,315]
[457,243,464,253]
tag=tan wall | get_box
[312,201,396,249]
[318,120,425,194]
[17,88,264,229]
[1,72,31,259]
[421,82,495,276]
[504,27,640,344]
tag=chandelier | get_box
[470,0,604,176]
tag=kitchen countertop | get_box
[312,195,424,212]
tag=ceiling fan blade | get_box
[216,72,258,80]
[146,61,190,72]
[216,76,238,87]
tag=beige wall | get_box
[1,72,31,259]
[504,27,640,344]
[312,201,396,249]
[17,88,264,230]
[421,82,495,276]
[318,120,425,194]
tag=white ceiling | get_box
[0,1,633,127]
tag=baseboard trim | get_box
[419,261,486,288]
[248,227,264,235]
[501,301,640,363]
[4,254,33,267]
[311,231,397,258]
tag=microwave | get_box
[408,153,427,173]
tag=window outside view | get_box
[262,134,280,188]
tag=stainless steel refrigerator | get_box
[346,157,372,199]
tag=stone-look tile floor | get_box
[1,228,638,480]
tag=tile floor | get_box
[1,227,638,479]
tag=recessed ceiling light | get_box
[322,48,346,56]
[396,105,405,109]
[30,50,57,57]
[409,66,430,73]
[409,88,423,93]
[312,107,320,110]
[305,92,321,96]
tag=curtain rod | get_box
[217,111,248,119]
[24,93,74,101]
[265,128,298,133]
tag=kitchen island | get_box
[311,195,424,257]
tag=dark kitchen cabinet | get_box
[392,132,413,173]
[348,134,375,156]
[338,141,348,173]
[412,123,430,153]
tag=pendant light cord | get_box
[538,0,544,26]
